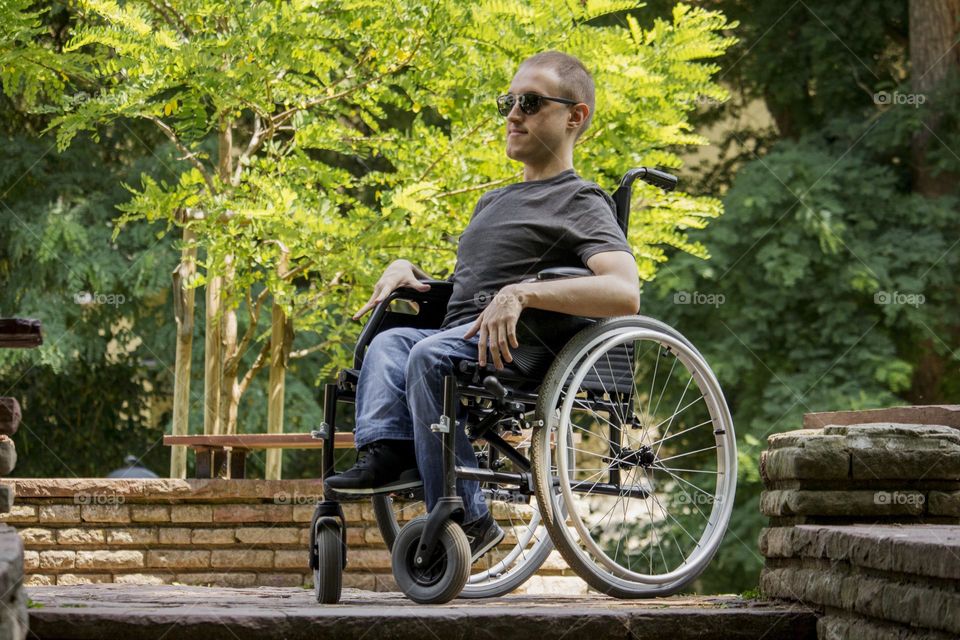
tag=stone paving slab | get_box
[803,405,960,430]
[26,584,818,640]
[761,524,960,580]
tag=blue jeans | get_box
[353,324,488,522]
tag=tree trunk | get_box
[266,252,291,480]
[169,220,196,478]
[203,272,222,435]
[219,253,241,435]
[907,0,960,403]
[909,0,960,197]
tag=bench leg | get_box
[196,448,213,478]
[229,449,246,479]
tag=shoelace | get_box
[352,444,382,470]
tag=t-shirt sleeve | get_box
[565,186,634,265]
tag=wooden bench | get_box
[163,433,356,479]
[163,429,570,479]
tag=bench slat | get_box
[163,432,355,450]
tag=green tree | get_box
[641,0,960,593]
[13,0,737,444]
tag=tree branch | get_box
[145,115,217,193]
[237,339,272,399]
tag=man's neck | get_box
[523,155,575,182]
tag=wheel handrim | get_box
[546,327,736,587]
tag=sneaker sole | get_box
[325,479,424,496]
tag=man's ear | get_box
[568,103,589,134]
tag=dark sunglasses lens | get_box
[497,95,514,116]
[518,94,542,114]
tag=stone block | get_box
[39,504,81,524]
[75,550,144,570]
[57,528,105,545]
[0,505,36,524]
[346,548,392,571]
[804,405,960,429]
[130,505,169,523]
[147,550,210,569]
[191,528,236,545]
[928,491,960,517]
[105,527,158,546]
[234,527,300,545]
[38,550,76,570]
[18,527,55,545]
[760,489,924,518]
[212,504,292,523]
[274,550,306,570]
[81,504,130,524]
[210,549,274,569]
[170,505,213,523]
[761,446,850,482]
[158,528,192,545]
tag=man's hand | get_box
[463,285,526,369]
[353,260,431,321]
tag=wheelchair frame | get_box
[309,167,736,604]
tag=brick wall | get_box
[0,478,582,593]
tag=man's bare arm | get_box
[504,251,640,317]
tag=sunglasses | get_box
[496,92,579,117]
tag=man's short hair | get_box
[519,51,595,141]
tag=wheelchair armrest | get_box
[533,266,593,281]
[518,266,594,284]
[353,279,454,369]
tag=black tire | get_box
[391,516,471,604]
[313,522,343,604]
[374,490,551,599]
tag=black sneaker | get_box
[324,439,421,495]
[462,512,504,563]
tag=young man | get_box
[325,51,640,562]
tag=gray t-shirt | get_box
[440,169,634,330]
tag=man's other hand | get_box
[353,260,431,321]
[463,285,526,369]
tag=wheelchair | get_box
[308,167,737,604]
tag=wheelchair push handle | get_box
[619,167,679,192]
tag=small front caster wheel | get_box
[391,515,470,604]
[314,522,343,604]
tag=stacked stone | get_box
[1,478,578,592]
[759,407,960,639]
[760,422,960,526]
